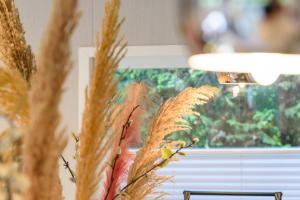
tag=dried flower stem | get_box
[61,155,76,183]
[22,0,78,200]
[104,105,139,200]
[5,178,12,200]
[75,0,125,199]
[113,140,197,200]
[125,86,219,199]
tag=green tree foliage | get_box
[117,69,300,148]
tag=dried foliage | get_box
[102,83,148,200]
[0,69,28,200]
[0,1,220,200]
[124,85,219,199]
[75,0,126,199]
[21,0,79,200]
[0,126,29,200]
[0,1,33,199]
[0,67,28,126]
[0,0,35,83]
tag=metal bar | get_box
[183,191,282,200]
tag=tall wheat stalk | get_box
[0,0,35,83]
[75,0,126,199]
[22,0,78,200]
[124,86,219,199]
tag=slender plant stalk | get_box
[125,86,219,199]
[75,0,126,199]
[22,0,79,200]
[103,106,139,200]
[113,140,197,200]
[61,155,76,183]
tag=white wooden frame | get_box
[78,45,189,126]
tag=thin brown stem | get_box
[5,178,12,200]
[72,132,79,144]
[112,141,196,200]
[103,105,140,200]
[61,155,76,183]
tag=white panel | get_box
[156,148,300,200]
[93,0,185,45]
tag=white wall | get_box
[15,0,183,199]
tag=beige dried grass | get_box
[0,0,35,82]
[0,67,28,126]
[22,0,79,200]
[124,85,219,199]
[75,0,126,199]
[0,0,34,125]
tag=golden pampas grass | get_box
[0,0,33,126]
[124,85,219,199]
[22,0,78,200]
[0,67,28,126]
[0,0,35,82]
[75,0,126,199]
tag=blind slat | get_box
[156,149,300,200]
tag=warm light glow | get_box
[188,53,300,85]
[251,71,280,86]
[189,53,300,74]
[232,86,240,97]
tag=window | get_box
[117,68,300,148]
[79,46,300,200]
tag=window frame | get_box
[78,45,188,126]
[78,45,300,152]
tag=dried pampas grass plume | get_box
[22,0,79,200]
[0,0,35,82]
[0,67,28,126]
[75,0,126,199]
[124,85,219,199]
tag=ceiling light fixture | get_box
[180,0,300,85]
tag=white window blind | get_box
[156,148,300,200]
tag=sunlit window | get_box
[117,68,300,148]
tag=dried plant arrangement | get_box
[0,0,221,199]
[0,125,29,200]
[0,0,35,83]
[0,69,28,199]
[21,1,79,200]
[0,67,28,126]
[117,85,219,200]
[75,0,126,199]
[101,83,149,200]
[0,1,35,199]
[0,0,34,125]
